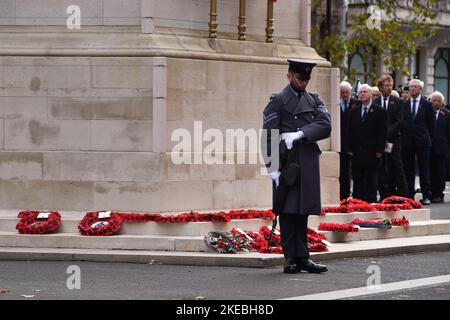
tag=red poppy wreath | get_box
[78,211,124,236]
[16,210,62,234]
[381,196,423,209]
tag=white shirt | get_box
[361,102,372,118]
[340,98,350,112]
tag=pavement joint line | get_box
[281,274,450,300]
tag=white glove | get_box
[269,171,281,188]
[283,131,304,150]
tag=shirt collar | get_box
[289,85,300,97]
[412,95,421,103]
[362,101,372,109]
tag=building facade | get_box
[312,0,450,100]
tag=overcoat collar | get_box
[280,85,315,114]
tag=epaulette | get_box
[269,93,279,101]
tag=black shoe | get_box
[420,198,431,205]
[283,259,299,274]
[297,259,328,273]
[431,197,444,203]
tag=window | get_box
[411,50,420,80]
[348,47,372,87]
[434,48,450,102]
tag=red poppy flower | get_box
[16,211,61,234]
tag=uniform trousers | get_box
[279,213,309,260]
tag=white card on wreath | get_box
[235,227,254,241]
[98,211,112,219]
[37,212,51,219]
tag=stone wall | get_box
[163,58,338,210]
[0,56,153,152]
[1,0,305,39]
[0,0,340,212]
[0,54,339,211]
[0,0,141,26]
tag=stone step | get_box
[309,208,430,227]
[0,209,275,236]
[0,216,273,236]
[1,208,430,235]
[320,220,450,243]
[1,220,448,252]
[0,234,449,268]
[0,232,209,252]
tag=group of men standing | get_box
[340,76,450,205]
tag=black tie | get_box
[412,100,417,120]
[383,97,388,110]
[362,107,368,120]
[344,101,348,112]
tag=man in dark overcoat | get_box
[262,59,331,274]
[339,81,361,200]
[348,84,388,204]
[429,91,450,203]
[374,75,409,199]
[401,79,434,204]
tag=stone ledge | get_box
[0,28,331,67]
[320,220,450,243]
[309,209,431,227]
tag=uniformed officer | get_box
[262,59,332,274]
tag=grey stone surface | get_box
[48,97,152,120]
[4,119,91,151]
[0,152,43,180]
[0,179,94,211]
[42,152,161,182]
[90,120,153,152]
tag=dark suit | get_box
[348,102,388,203]
[374,95,409,199]
[430,108,450,199]
[401,97,434,199]
[339,97,360,200]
